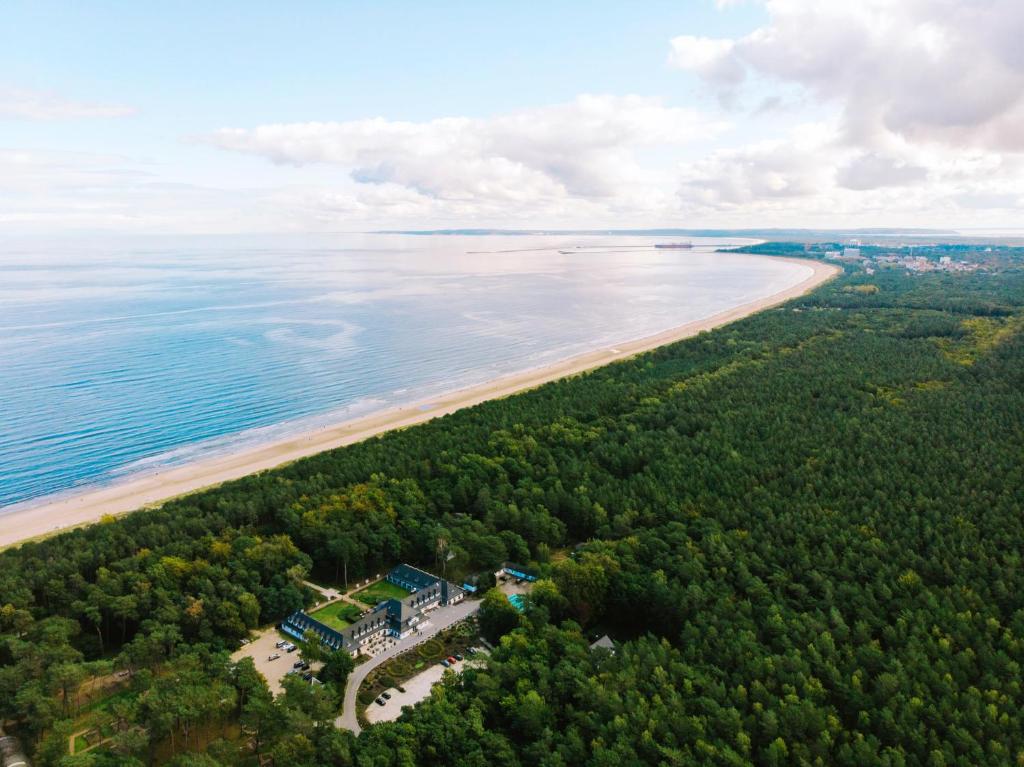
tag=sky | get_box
[2,0,1023,234]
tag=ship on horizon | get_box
[654,241,693,249]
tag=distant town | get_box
[733,240,1024,276]
[822,245,981,275]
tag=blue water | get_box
[0,233,810,510]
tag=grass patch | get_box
[76,687,135,717]
[310,600,363,631]
[353,580,411,606]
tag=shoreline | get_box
[0,256,838,550]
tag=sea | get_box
[0,233,811,510]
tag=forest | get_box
[1,255,1023,766]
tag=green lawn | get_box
[310,601,364,631]
[352,579,410,606]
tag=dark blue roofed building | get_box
[501,562,539,582]
[281,563,465,655]
[387,563,442,593]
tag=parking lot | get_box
[364,650,487,725]
[230,627,320,696]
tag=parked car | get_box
[446,656,457,664]
[267,653,280,661]
[302,672,313,681]
[466,647,478,656]
[381,691,392,700]
[300,662,311,671]
[285,645,297,653]
[441,659,451,668]
[375,697,386,706]
[293,660,305,669]
[275,640,287,649]
[454,653,463,661]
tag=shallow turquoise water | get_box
[0,233,809,509]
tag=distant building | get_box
[500,562,539,582]
[281,564,464,655]
[590,634,615,653]
[843,247,861,259]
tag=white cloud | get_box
[668,36,744,85]
[678,123,839,207]
[0,149,277,232]
[0,88,135,120]
[673,115,1024,227]
[202,95,728,210]
[836,153,928,191]
[671,0,1024,153]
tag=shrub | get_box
[418,639,444,659]
[387,659,412,677]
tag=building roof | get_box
[285,563,464,653]
[589,634,615,652]
[502,562,539,581]
[388,563,442,591]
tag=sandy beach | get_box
[0,256,838,550]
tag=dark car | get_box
[466,647,478,656]
[381,691,392,699]
[293,660,304,669]
[300,662,311,671]
[441,659,451,667]
[302,672,313,681]
[375,697,386,706]
[454,653,463,661]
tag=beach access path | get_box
[0,257,839,550]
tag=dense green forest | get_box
[2,259,1024,766]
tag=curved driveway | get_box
[335,598,481,734]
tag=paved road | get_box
[335,598,481,734]
[303,580,341,600]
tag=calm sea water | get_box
[0,233,810,509]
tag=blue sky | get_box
[2,1,1023,233]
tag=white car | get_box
[268,653,281,661]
